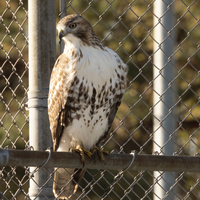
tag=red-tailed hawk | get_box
[48,14,127,199]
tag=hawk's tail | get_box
[53,168,85,199]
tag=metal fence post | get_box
[153,0,176,199]
[28,0,56,199]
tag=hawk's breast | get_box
[57,45,127,151]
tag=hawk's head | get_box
[57,14,102,48]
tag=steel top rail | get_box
[0,148,199,172]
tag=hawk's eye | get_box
[69,23,77,29]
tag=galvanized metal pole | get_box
[153,1,176,200]
[28,0,56,199]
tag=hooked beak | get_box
[59,32,64,41]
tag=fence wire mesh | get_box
[0,0,200,199]
[0,0,29,199]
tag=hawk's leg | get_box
[92,145,109,164]
[70,145,94,167]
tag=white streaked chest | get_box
[57,39,127,151]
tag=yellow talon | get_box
[92,146,109,164]
[69,145,109,166]
[69,145,94,167]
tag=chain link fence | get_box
[0,0,200,199]
[0,0,29,199]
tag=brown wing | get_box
[96,97,122,146]
[96,56,127,146]
[48,53,71,151]
[96,83,126,146]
